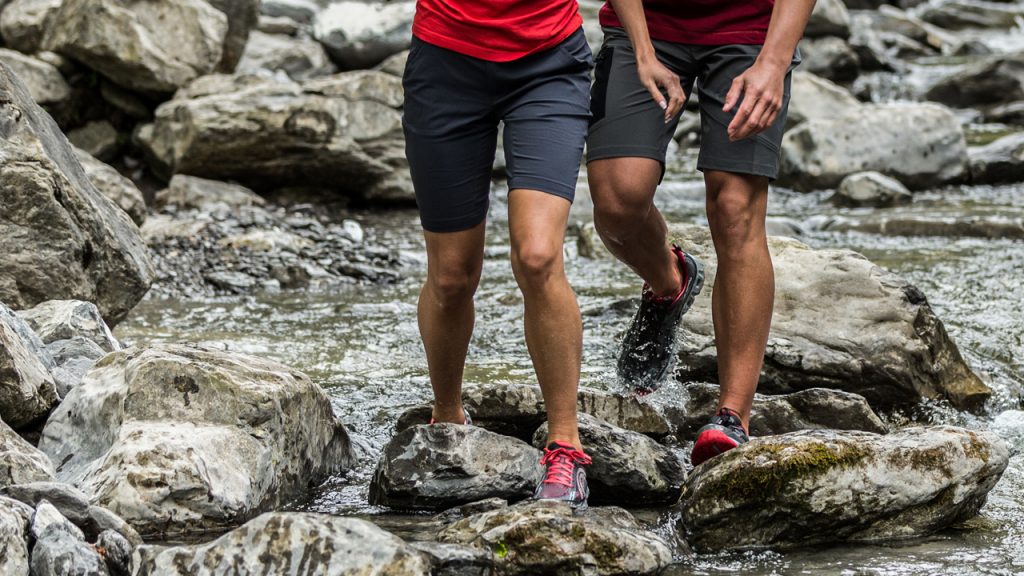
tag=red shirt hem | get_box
[412,14,582,62]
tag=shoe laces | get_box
[714,407,744,430]
[540,445,592,488]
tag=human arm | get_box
[608,0,685,123]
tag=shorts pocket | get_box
[558,28,594,69]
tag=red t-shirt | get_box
[413,0,582,62]
[600,0,775,45]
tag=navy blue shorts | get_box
[403,28,593,233]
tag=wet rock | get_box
[17,300,116,353]
[669,383,887,439]
[677,427,1010,551]
[260,0,319,24]
[0,496,33,576]
[438,499,672,576]
[37,344,356,537]
[314,0,415,70]
[671,224,992,412]
[32,499,84,541]
[31,524,109,576]
[0,0,60,54]
[872,5,962,54]
[370,424,542,511]
[135,512,430,575]
[45,337,108,398]
[43,0,228,93]
[0,303,58,429]
[258,15,303,36]
[0,61,155,326]
[410,541,494,576]
[67,121,119,162]
[804,0,850,38]
[847,13,894,71]
[205,0,261,72]
[779,103,967,190]
[136,71,406,199]
[395,383,672,442]
[73,149,147,226]
[984,101,1024,125]
[925,52,1024,108]
[0,48,70,107]
[831,171,913,208]
[533,413,686,505]
[236,30,335,81]
[819,212,1024,240]
[155,174,265,210]
[0,481,143,546]
[95,529,132,576]
[787,71,860,129]
[798,36,860,83]
[920,0,1024,30]
[0,419,56,486]
[203,270,258,293]
[219,229,313,253]
[969,132,1024,185]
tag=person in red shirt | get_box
[586,0,815,466]
[403,1,593,507]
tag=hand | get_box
[636,54,685,123]
[723,59,787,141]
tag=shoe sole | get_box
[690,428,740,467]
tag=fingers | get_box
[663,75,686,121]
[723,76,744,112]
[728,91,783,141]
[643,79,667,113]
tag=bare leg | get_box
[508,189,583,450]
[419,222,486,424]
[704,170,773,433]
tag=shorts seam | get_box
[586,145,666,164]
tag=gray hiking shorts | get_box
[403,28,593,233]
[587,27,800,180]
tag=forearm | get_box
[758,0,816,69]
[608,0,656,63]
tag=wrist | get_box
[755,49,792,71]
[634,44,657,64]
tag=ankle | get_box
[649,247,684,297]
[431,403,466,424]
[546,434,583,452]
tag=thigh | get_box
[404,38,499,233]
[587,27,698,168]
[508,189,572,259]
[695,44,798,180]
[423,220,487,280]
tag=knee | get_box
[511,243,562,289]
[591,175,653,229]
[427,265,480,307]
[706,177,767,260]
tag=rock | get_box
[0,496,33,576]
[45,337,107,398]
[872,5,962,54]
[16,299,117,353]
[73,149,147,226]
[95,529,132,576]
[925,53,1024,108]
[314,1,415,70]
[409,541,495,576]
[985,101,1024,125]
[805,0,850,38]
[31,500,84,541]
[0,0,61,54]
[395,383,672,442]
[155,174,265,210]
[37,344,356,537]
[135,71,406,198]
[0,48,70,107]
[67,121,119,162]
[135,512,430,575]
[205,0,261,72]
[677,427,1009,551]
[377,49,409,76]
[779,103,968,190]
[831,171,913,208]
[1,419,56,486]
[43,0,228,93]
[236,30,335,81]
[0,303,58,429]
[260,0,320,25]
[920,0,1024,30]
[847,13,894,71]
[438,500,672,576]
[671,224,992,412]
[819,212,1024,240]
[533,413,686,505]
[99,80,151,120]
[369,424,542,511]
[969,132,1024,185]
[787,71,860,129]
[797,36,860,83]
[31,524,109,576]
[668,383,887,439]
[0,481,143,546]
[219,229,313,253]
[0,62,155,326]
[257,15,303,36]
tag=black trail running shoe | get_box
[617,244,705,395]
[690,407,749,466]
[533,441,592,509]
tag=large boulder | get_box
[920,0,1024,30]
[370,424,542,511]
[73,149,147,226]
[235,30,335,81]
[0,48,71,108]
[314,1,415,70]
[969,132,1024,185]
[677,427,1009,551]
[0,496,33,576]
[135,71,409,200]
[797,36,860,83]
[786,71,860,129]
[0,0,61,54]
[36,344,356,537]
[532,413,686,505]
[155,174,265,210]
[438,500,672,576]
[668,383,887,439]
[0,61,155,326]
[779,102,968,190]
[804,0,850,39]
[0,419,56,486]
[43,0,228,93]
[670,224,991,412]
[925,53,1024,108]
[0,303,58,429]
[205,0,261,72]
[831,171,913,208]
[135,512,430,575]
[395,382,672,442]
